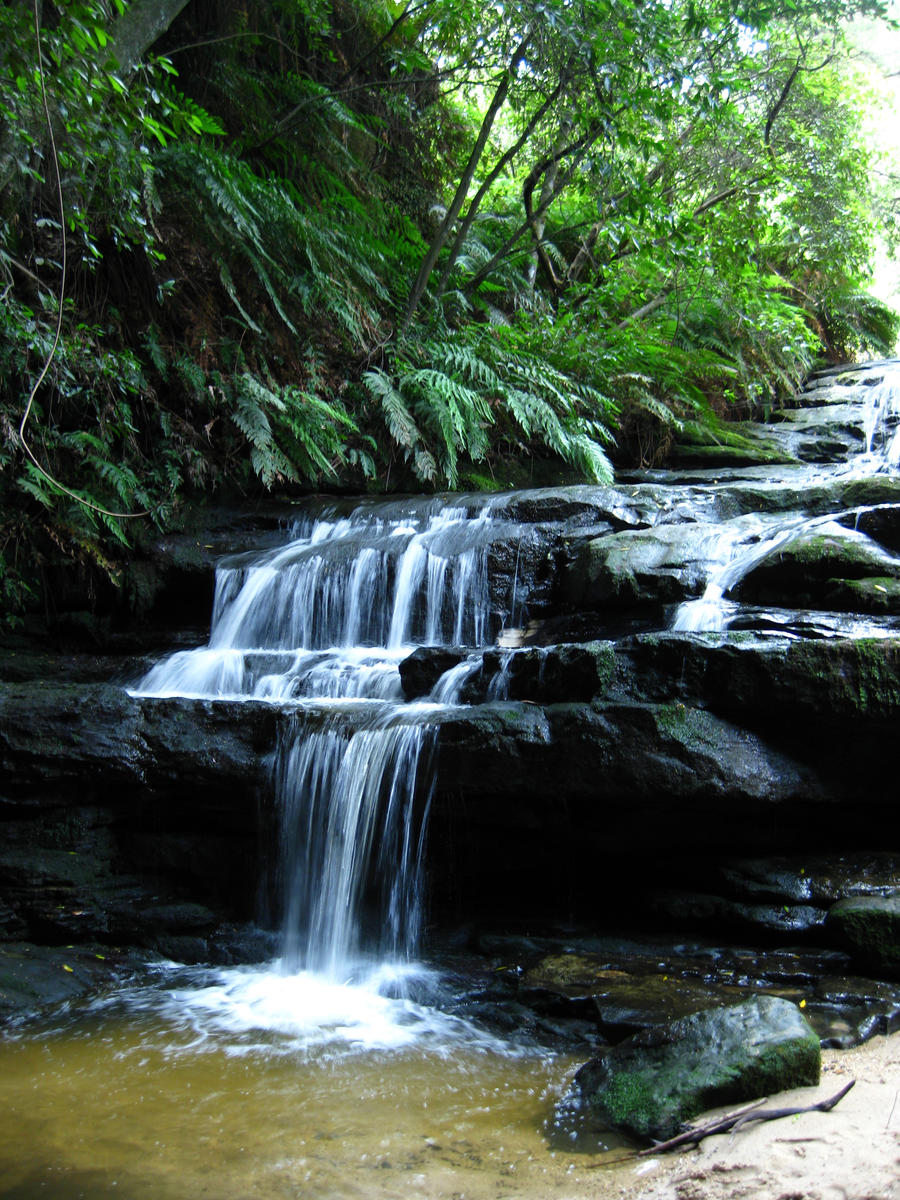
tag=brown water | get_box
[0,964,634,1200]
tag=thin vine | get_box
[17,0,150,521]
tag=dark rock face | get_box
[827,897,900,978]
[575,994,820,1142]
[0,684,278,972]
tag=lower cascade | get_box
[273,712,434,978]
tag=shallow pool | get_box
[0,960,633,1200]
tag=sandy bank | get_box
[609,1030,900,1200]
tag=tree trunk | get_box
[108,0,194,75]
[399,30,533,336]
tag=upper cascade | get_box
[673,361,900,632]
[134,496,527,703]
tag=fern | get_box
[365,324,616,488]
[160,143,397,350]
[230,373,357,487]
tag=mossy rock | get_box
[826,896,900,978]
[576,994,820,1143]
[669,419,795,467]
[734,527,900,610]
[824,576,900,614]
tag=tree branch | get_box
[463,124,604,297]
[400,28,533,333]
[432,71,570,306]
[637,1080,856,1156]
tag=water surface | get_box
[0,962,626,1200]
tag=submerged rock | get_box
[575,994,820,1142]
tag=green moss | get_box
[599,1071,663,1134]
[841,477,900,508]
[837,576,900,614]
[670,419,795,467]
[655,702,719,748]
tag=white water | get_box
[862,363,900,466]
[674,364,900,632]
[131,497,527,1048]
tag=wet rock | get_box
[398,647,468,698]
[644,890,828,937]
[615,632,900,729]
[826,575,900,613]
[0,941,144,1024]
[575,994,820,1143]
[717,853,900,907]
[495,485,656,529]
[813,975,900,1047]
[733,524,900,612]
[462,641,616,703]
[837,503,900,553]
[0,683,279,789]
[522,954,722,1037]
[562,524,716,610]
[434,698,825,813]
[826,896,900,978]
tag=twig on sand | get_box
[637,1080,856,1156]
[886,1089,898,1132]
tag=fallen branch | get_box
[637,1080,856,1156]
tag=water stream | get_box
[4,362,900,1197]
[673,362,900,631]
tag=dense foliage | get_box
[1,0,898,623]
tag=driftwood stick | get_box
[637,1079,856,1156]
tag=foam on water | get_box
[85,960,516,1062]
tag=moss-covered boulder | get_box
[575,994,820,1143]
[734,525,900,612]
[826,896,900,978]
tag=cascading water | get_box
[674,363,900,632]
[132,495,529,1032]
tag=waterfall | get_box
[133,496,520,984]
[273,710,435,979]
[674,364,900,632]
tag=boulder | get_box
[733,524,900,612]
[575,994,820,1142]
[826,896,900,978]
[562,524,717,609]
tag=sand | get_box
[606,1030,900,1200]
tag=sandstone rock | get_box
[575,994,820,1142]
[826,896,900,978]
